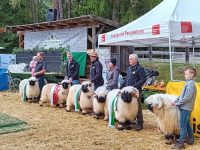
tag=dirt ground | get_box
[0,91,199,150]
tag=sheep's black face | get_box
[97,96,106,103]
[147,104,154,112]
[121,91,132,103]
[62,82,68,89]
[29,80,36,86]
[81,85,89,93]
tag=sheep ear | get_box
[132,90,139,98]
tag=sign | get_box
[152,24,160,35]
[181,22,192,33]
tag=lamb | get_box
[105,86,139,130]
[66,81,94,115]
[145,93,180,144]
[19,77,40,102]
[92,86,109,119]
[39,80,70,107]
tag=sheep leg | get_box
[117,122,126,131]
[165,134,173,145]
[104,108,109,121]
[81,109,87,115]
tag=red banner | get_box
[152,24,160,35]
[181,22,192,33]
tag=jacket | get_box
[90,59,104,89]
[65,59,80,80]
[122,62,146,92]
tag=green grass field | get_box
[141,61,200,83]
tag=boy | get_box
[172,67,197,149]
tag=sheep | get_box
[105,86,139,130]
[145,93,180,145]
[92,86,109,119]
[19,77,40,102]
[66,81,94,115]
[39,79,70,108]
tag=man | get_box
[65,52,80,85]
[121,53,146,131]
[34,52,47,92]
[89,50,104,90]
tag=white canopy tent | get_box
[98,0,200,80]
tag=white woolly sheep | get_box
[92,86,109,119]
[105,86,139,130]
[19,77,40,102]
[66,81,94,115]
[145,93,180,144]
[39,80,71,107]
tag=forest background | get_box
[0,0,163,52]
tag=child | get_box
[172,67,197,149]
[29,56,38,77]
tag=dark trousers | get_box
[136,94,143,125]
[37,76,45,92]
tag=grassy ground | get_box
[141,61,200,83]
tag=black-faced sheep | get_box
[92,86,109,119]
[39,80,70,107]
[19,77,40,102]
[105,86,139,130]
[145,93,180,144]
[66,81,94,115]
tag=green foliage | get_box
[141,61,200,82]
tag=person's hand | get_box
[171,102,176,106]
[69,78,72,83]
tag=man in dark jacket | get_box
[65,52,80,85]
[89,50,104,90]
[121,53,146,131]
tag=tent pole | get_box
[168,30,173,80]
[193,45,195,68]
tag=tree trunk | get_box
[30,0,36,23]
[112,0,120,21]
[34,0,38,23]
[67,0,72,18]
[53,0,60,20]
[58,0,63,19]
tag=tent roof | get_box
[98,0,200,47]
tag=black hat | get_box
[110,58,116,66]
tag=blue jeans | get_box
[179,109,194,143]
[72,80,79,85]
[37,76,45,92]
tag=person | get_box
[171,67,197,149]
[120,53,146,131]
[34,52,47,92]
[88,49,104,90]
[29,56,38,77]
[106,58,119,91]
[64,52,80,85]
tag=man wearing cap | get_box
[106,58,119,90]
[120,53,146,131]
[89,50,104,90]
[65,52,80,85]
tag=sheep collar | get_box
[108,92,121,128]
[22,81,28,102]
[74,86,82,112]
[50,84,61,106]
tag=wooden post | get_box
[185,47,189,64]
[18,32,24,48]
[149,46,152,62]
[92,27,96,50]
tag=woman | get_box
[106,58,119,91]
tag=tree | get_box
[112,0,120,21]
[67,0,72,18]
